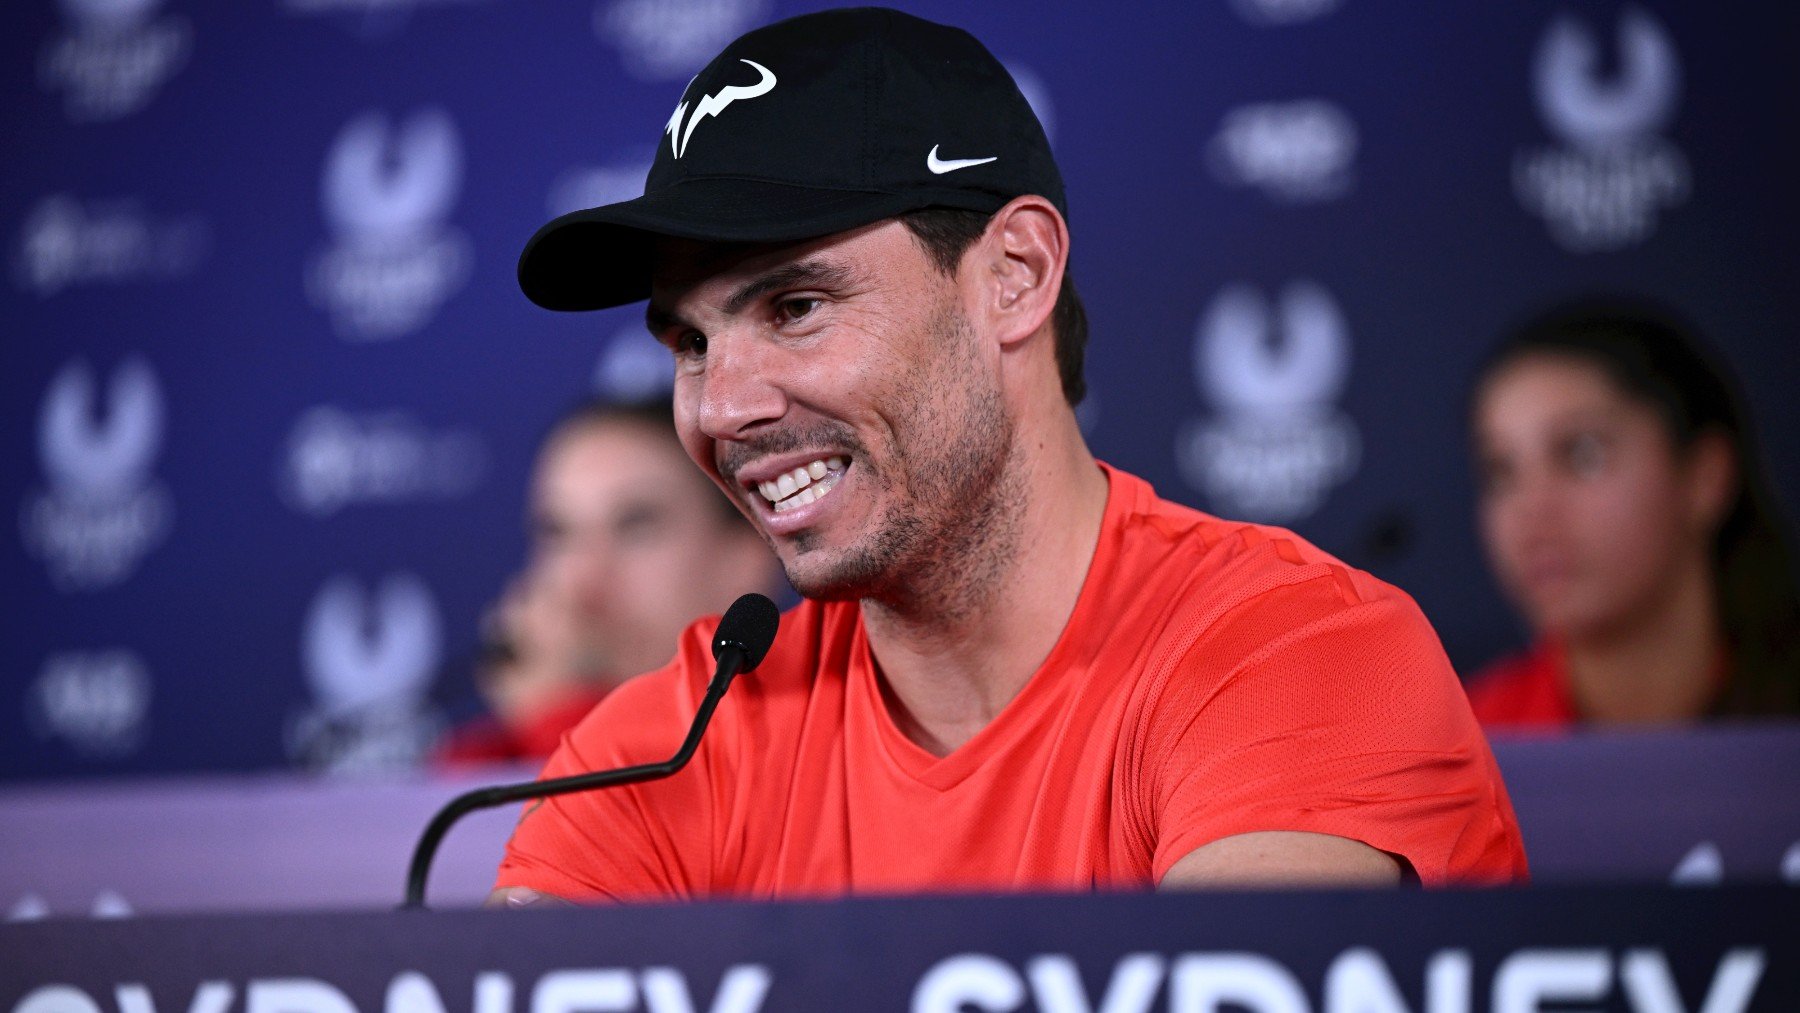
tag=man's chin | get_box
[778,550,886,603]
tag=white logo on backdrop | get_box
[288,573,444,774]
[6,891,135,922]
[279,406,487,517]
[547,150,655,218]
[307,108,471,340]
[20,357,173,591]
[1177,281,1360,524]
[593,325,675,401]
[28,649,152,758]
[1230,0,1343,26]
[38,0,191,122]
[1004,61,1057,144]
[1514,6,1689,252]
[1208,100,1357,204]
[14,194,209,297]
[596,0,771,80]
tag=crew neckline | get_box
[850,462,1143,791]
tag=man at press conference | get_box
[491,7,1525,905]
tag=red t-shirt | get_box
[1465,643,1578,732]
[496,464,1526,899]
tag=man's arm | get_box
[1142,578,1525,887]
[1160,831,1401,890]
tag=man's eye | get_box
[776,297,820,323]
[675,331,708,357]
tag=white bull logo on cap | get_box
[663,58,777,159]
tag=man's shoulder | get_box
[1105,465,1407,629]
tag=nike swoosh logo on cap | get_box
[927,145,998,174]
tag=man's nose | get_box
[694,328,789,441]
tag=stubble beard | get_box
[787,303,1022,626]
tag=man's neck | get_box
[1565,554,1723,724]
[861,418,1110,757]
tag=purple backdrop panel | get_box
[1488,723,1800,885]
[0,765,535,918]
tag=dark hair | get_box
[898,207,1088,406]
[544,396,743,525]
[1477,299,1800,718]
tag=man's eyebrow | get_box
[645,259,853,337]
[723,260,853,316]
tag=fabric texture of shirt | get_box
[496,464,1526,899]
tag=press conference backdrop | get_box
[3,0,1796,781]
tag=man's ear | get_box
[971,195,1068,349]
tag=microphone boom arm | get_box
[401,643,749,910]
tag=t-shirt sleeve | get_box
[493,625,723,902]
[1143,575,1526,886]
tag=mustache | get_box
[716,421,867,482]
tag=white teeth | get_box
[753,456,848,508]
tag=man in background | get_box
[437,399,781,764]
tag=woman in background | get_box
[1466,300,1800,729]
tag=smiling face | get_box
[646,220,1020,606]
[1473,353,1717,641]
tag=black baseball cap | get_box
[518,6,1065,312]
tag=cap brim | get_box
[517,178,1005,311]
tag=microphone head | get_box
[712,593,781,671]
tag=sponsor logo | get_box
[6,891,133,922]
[546,150,655,218]
[20,356,173,591]
[912,947,1765,1013]
[1004,61,1056,144]
[593,325,674,401]
[14,194,209,297]
[596,0,771,81]
[38,0,191,122]
[307,108,471,340]
[663,59,777,159]
[1177,281,1360,524]
[1670,840,1800,885]
[1514,6,1689,252]
[1208,100,1357,204]
[288,572,444,774]
[926,146,997,175]
[1230,0,1343,26]
[26,649,152,758]
[279,406,486,518]
[10,967,774,1013]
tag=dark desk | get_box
[3,886,1794,1012]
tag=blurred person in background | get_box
[437,399,782,764]
[1466,300,1800,730]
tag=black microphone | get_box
[401,592,781,909]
